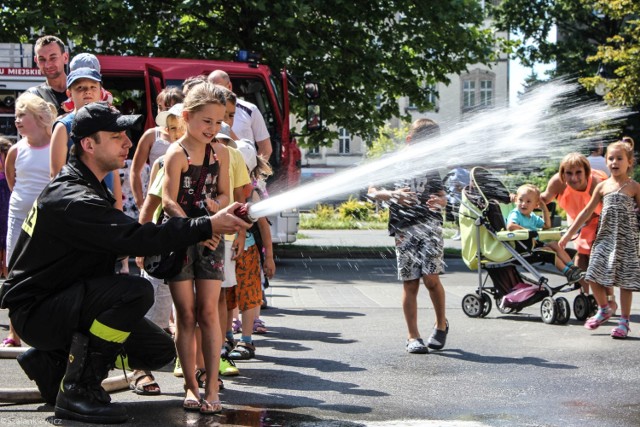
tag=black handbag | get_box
[143,144,213,280]
[143,248,186,280]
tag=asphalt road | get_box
[1,257,639,427]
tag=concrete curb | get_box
[274,245,462,259]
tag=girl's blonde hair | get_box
[607,139,635,175]
[558,152,591,184]
[15,92,56,133]
[621,136,635,150]
[183,82,226,114]
[252,155,273,180]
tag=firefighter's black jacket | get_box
[0,156,212,310]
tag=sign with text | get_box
[0,68,42,76]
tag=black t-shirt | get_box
[387,171,444,235]
[27,83,67,115]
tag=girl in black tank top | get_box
[160,83,230,413]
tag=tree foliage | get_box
[0,1,503,146]
[493,0,640,140]
[492,0,625,77]
[578,1,640,108]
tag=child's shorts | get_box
[221,240,237,288]
[170,242,225,282]
[226,245,262,312]
[395,221,444,281]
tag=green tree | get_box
[578,1,640,108]
[0,1,503,146]
[366,123,408,159]
[492,0,625,77]
[493,0,639,139]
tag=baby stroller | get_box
[457,167,595,324]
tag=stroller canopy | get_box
[459,167,515,270]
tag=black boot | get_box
[54,333,127,424]
[17,348,66,405]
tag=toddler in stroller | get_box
[507,184,584,284]
[458,167,592,324]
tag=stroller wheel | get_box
[480,293,492,317]
[555,297,571,324]
[496,299,514,314]
[573,294,590,321]
[462,293,484,318]
[540,297,558,324]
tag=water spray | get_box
[243,81,632,221]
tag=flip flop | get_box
[182,390,201,411]
[200,399,222,414]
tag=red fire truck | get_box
[0,43,305,243]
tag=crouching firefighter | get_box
[0,102,250,423]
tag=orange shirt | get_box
[556,169,607,254]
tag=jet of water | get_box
[250,81,630,219]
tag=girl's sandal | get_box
[200,399,223,414]
[611,321,630,339]
[195,368,206,388]
[253,318,267,334]
[232,318,242,334]
[229,341,256,360]
[196,369,225,390]
[584,308,612,330]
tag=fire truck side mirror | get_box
[306,104,322,132]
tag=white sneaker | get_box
[451,231,461,241]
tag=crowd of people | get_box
[0,35,276,423]
[0,33,638,424]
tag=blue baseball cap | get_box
[66,67,102,88]
[70,53,101,72]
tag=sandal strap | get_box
[131,370,155,383]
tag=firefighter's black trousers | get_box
[10,274,175,370]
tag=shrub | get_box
[312,204,336,220]
[373,208,389,223]
[338,197,374,221]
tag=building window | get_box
[463,80,476,109]
[338,128,350,154]
[308,146,319,155]
[480,80,493,106]
[461,69,495,112]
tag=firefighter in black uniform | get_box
[0,102,250,424]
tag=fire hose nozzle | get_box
[233,203,258,224]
